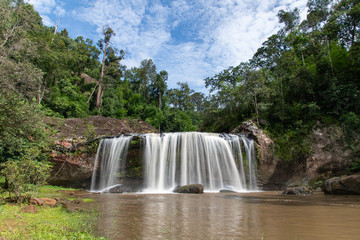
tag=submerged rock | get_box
[106,184,126,193]
[173,184,204,194]
[282,186,312,195]
[220,189,237,193]
[324,175,360,195]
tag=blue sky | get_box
[27,0,308,93]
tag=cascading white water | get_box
[143,132,257,193]
[91,136,132,191]
[90,132,257,193]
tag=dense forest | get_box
[0,0,359,170]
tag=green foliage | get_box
[201,0,360,162]
[0,91,49,163]
[47,78,89,118]
[340,112,360,147]
[163,110,197,132]
[273,129,311,163]
[0,148,51,200]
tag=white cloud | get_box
[27,0,56,13]
[26,0,66,25]
[42,0,309,92]
[41,14,55,26]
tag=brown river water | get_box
[89,191,360,240]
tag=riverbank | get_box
[0,182,104,239]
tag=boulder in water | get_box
[324,175,360,195]
[106,184,126,193]
[173,184,204,194]
[282,186,312,195]
[220,189,237,193]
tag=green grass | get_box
[0,183,103,239]
[0,204,104,239]
[36,185,77,198]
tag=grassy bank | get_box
[0,179,104,239]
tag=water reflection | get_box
[93,192,360,240]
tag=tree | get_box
[277,8,301,33]
[150,70,168,110]
[0,0,43,101]
[95,26,125,110]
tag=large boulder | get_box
[106,184,126,193]
[324,175,360,195]
[173,184,204,194]
[282,186,312,195]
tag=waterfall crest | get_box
[91,132,257,193]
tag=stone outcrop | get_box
[282,186,312,195]
[306,125,354,179]
[232,120,280,189]
[232,121,359,191]
[324,175,360,195]
[46,116,157,188]
[173,184,204,194]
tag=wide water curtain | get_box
[91,136,132,191]
[143,132,257,192]
[91,133,257,192]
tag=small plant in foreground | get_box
[0,148,51,202]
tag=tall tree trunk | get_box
[37,80,46,104]
[87,82,98,104]
[326,36,336,78]
[254,94,259,125]
[51,19,60,43]
[159,93,162,110]
[96,43,108,110]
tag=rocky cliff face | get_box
[46,116,157,188]
[232,121,359,190]
[306,124,354,179]
[231,121,279,189]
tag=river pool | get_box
[90,191,360,240]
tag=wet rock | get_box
[220,189,237,193]
[282,186,312,195]
[324,175,360,195]
[107,184,126,193]
[21,205,38,214]
[173,184,204,194]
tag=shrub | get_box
[0,148,51,201]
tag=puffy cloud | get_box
[32,0,308,92]
[26,0,56,13]
[26,0,66,25]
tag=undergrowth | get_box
[0,183,103,239]
[0,204,104,239]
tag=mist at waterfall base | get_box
[90,132,257,193]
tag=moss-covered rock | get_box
[173,184,204,194]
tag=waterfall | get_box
[90,132,257,193]
[143,132,257,192]
[91,136,132,191]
